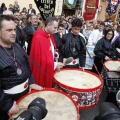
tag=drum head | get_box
[54,68,102,92]
[11,89,79,120]
[104,60,120,71]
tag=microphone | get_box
[64,57,73,65]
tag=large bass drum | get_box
[102,60,120,93]
[54,68,103,109]
[10,89,80,120]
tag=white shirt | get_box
[88,29,103,46]
[50,39,57,70]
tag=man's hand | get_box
[105,56,110,60]
[8,101,19,115]
[79,67,85,71]
[56,62,64,71]
[29,84,43,92]
[59,32,63,38]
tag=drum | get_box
[53,68,103,109]
[104,60,120,71]
[102,60,120,93]
[10,88,80,120]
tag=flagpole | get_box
[81,0,86,17]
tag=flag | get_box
[64,0,77,9]
[54,0,63,16]
[106,0,120,17]
[83,0,99,21]
[34,0,56,21]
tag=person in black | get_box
[92,29,120,75]
[0,15,43,120]
[23,14,39,54]
[53,23,65,62]
[92,29,120,107]
[15,18,26,48]
[61,18,86,69]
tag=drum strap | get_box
[111,35,119,45]
[80,38,102,78]
[15,43,54,81]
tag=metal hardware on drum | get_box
[102,70,120,93]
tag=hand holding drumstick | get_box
[29,84,43,92]
[8,101,19,114]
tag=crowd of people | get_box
[0,1,120,120]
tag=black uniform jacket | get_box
[61,33,86,67]
[94,37,120,59]
[0,43,34,113]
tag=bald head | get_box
[3,10,13,15]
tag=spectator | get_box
[0,3,7,14]
[23,14,39,54]
[28,4,36,15]
[13,0,20,12]
[8,4,14,13]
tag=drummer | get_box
[60,18,86,69]
[0,15,43,120]
[92,29,120,75]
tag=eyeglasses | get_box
[107,33,113,35]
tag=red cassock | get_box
[29,29,56,88]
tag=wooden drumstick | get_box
[19,106,27,109]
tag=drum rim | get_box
[10,88,80,120]
[54,68,103,92]
[104,60,120,71]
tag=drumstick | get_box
[19,106,27,109]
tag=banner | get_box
[83,0,99,21]
[106,0,120,17]
[34,0,56,21]
[54,0,63,16]
[64,0,77,9]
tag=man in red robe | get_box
[29,17,64,88]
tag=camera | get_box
[10,97,48,120]
[94,102,120,120]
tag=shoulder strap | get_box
[111,35,120,45]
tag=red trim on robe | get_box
[29,29,55,88]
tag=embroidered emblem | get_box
[72,60,76,64]
[24,82,28,88]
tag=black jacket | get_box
[23,25,36,54]
[16,26,25,48]
[0,43,34,113]
[94,37,120,59]
[61,33,86,67]
[28,8,36,14]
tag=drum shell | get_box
[54,68,103,110]
[102,71,120,93]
